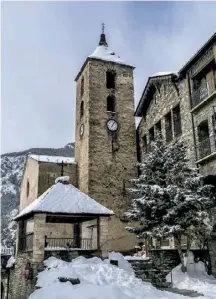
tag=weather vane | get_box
[102,22,105,34]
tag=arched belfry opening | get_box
[106,71,116,89]
[107,96,115,112]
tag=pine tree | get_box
[125,137,214,272]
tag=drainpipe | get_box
[187,73,198,163]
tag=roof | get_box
[14,176,114,220]
[75,32,134,81]
[179,32,216,75]
[29,154,76,164]
[88,45,132,66]
[135,72,177,117]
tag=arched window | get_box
[26,181,30,198]
[80,101,84,118]
[107,96,115,112]
[106,71,116,89]
[81,77,84,97]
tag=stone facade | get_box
[137,76,195,166]
[20,156,77,212]
[75,57,138,251]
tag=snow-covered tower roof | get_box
[75,25,134,81]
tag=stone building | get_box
[136,32,216,177]
[18,29,138,254]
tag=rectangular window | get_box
[173,104,182,137]
[149,127,154,142]
[155,120,162,137]
[197,120,211,159]
[165,112,173,142]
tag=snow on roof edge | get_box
[150,71,177,78]
[29,154,76,164]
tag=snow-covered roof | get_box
[14,176,114,220]
[150,71,176,78]
[29,154,76,164]
[89,45,131,66]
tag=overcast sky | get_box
[1,1,216,154]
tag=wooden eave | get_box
[135,74,177,117]
[179,32,216,77]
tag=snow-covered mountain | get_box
[1,143,74,247]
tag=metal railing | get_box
[191,87,209,108]
[45,238,93,250]
[0,246,14,256]
[196,134,216,160]
[19,233,34,252]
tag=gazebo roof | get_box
[14,177,114,221]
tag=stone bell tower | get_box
[74,25,137,251]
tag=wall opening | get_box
[107,96,115,112]
[81,77,84,97]
[106,71,116,89]
[80,101,84,119]
[26,181,30,198]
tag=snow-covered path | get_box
[28,254,216,299]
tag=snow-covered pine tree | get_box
[125,137,214,272]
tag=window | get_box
[155,120,162,137]
[81,77,84,97]
[149,127,154,142]
[197,120,211,159]
[26,181,30,197]
[80,101,84,118]
[165,112,173,142]
[107,96,115,112]
[173,104,182,137]
[192,75,209,107]
[106,71,116,89]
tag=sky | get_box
[1,1,216,154]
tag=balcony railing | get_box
[19,233,34,252]
[191,87,209,108]
[45,238,93,250]
[196,134,216,160]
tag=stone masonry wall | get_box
[138,77,196,167]
[20,157,39,211]
[38,162,77,196]
[75,58,138,251]
[8,253,43,299]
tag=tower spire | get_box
[99,22,108,47]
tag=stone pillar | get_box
[33,214,46,262]
[99,217,109,258]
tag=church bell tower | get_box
[74,25,137,250]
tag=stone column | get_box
[99,217,109,258]
[209,233,216,277]
[33,214,46,263]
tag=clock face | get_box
[107,119,118,132]
[80,124,84,136]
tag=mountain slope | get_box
[1,143,74,247]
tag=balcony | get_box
[191,87,209,108]
[196,134,216,161]
[45,237,93,250]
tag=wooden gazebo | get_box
[14,176,114,262]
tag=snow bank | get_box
[6,255,15,268]
[55,176,70,184]
[29,255,185,299]
[108,252,134,273]
[166,251,216,298]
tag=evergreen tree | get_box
[125,138,214,272]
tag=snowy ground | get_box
[166,252,216,299]
[27,252,216,299]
